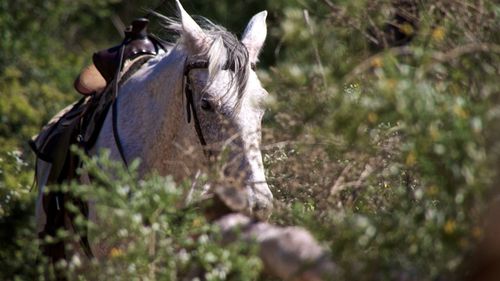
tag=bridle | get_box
[111,58,211,166]
[183,59,257,158]
[183,59,210,149]
[112,55,255,167]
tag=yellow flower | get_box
[367,112,378,124]
[426,185,438,196]
[192,217,204,228]
[371,57,383,68]
[382,79,397,92]
[444,220,456,234]
[428,124,440,141]
[453,105,469,119]
[400,23,414,36]
[432,26,445,42]
[405,151,417,166]
[110,247,124,258]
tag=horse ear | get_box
[175,0,209,52]
[241,11,268,64]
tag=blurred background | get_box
[1,0,499,280]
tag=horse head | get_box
[173,1,273,219]
[95,1,273,220]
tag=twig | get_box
[344,46,413,83]
[303,9,328,89]
[352,164,374,188]
[431,43,500,63]
[261,141,295,151]
[329,163,353,197]
[261,138,347,151]
[367,15,388,49]
[320,0,341,13]
[450,0,484,14]
[184,170,201,206]
[423,42,500,74]
[111,14,126,38]
[330,164,374,197]
[344,42,500,83]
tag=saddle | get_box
[74,18,162,95]
[31,18,163,182]
[30,18,164,262]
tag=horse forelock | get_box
[155,13,250,109]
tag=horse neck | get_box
[109,48,205,180]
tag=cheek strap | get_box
[184,60,209,151]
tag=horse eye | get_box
[200,98,213,111]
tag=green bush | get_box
[262,1,499,280]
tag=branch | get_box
[330,164,373,198]
[344,46,413,83]
[329,163,353,197]
[344,43,500,83]
[320,0,341,13]
[431,43,500,63]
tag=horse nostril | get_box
[200,98,213,111]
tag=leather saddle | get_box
[74,18,162,95]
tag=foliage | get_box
[263,1,499,280]
[75,151,261,280]
[1,150,262,280]
[1,0,499,280]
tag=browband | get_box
[184,60,256,75]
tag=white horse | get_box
[35,0,273,259]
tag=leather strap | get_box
[183,59,256,156]
[111,43,129,168]
[184,60,210,153]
